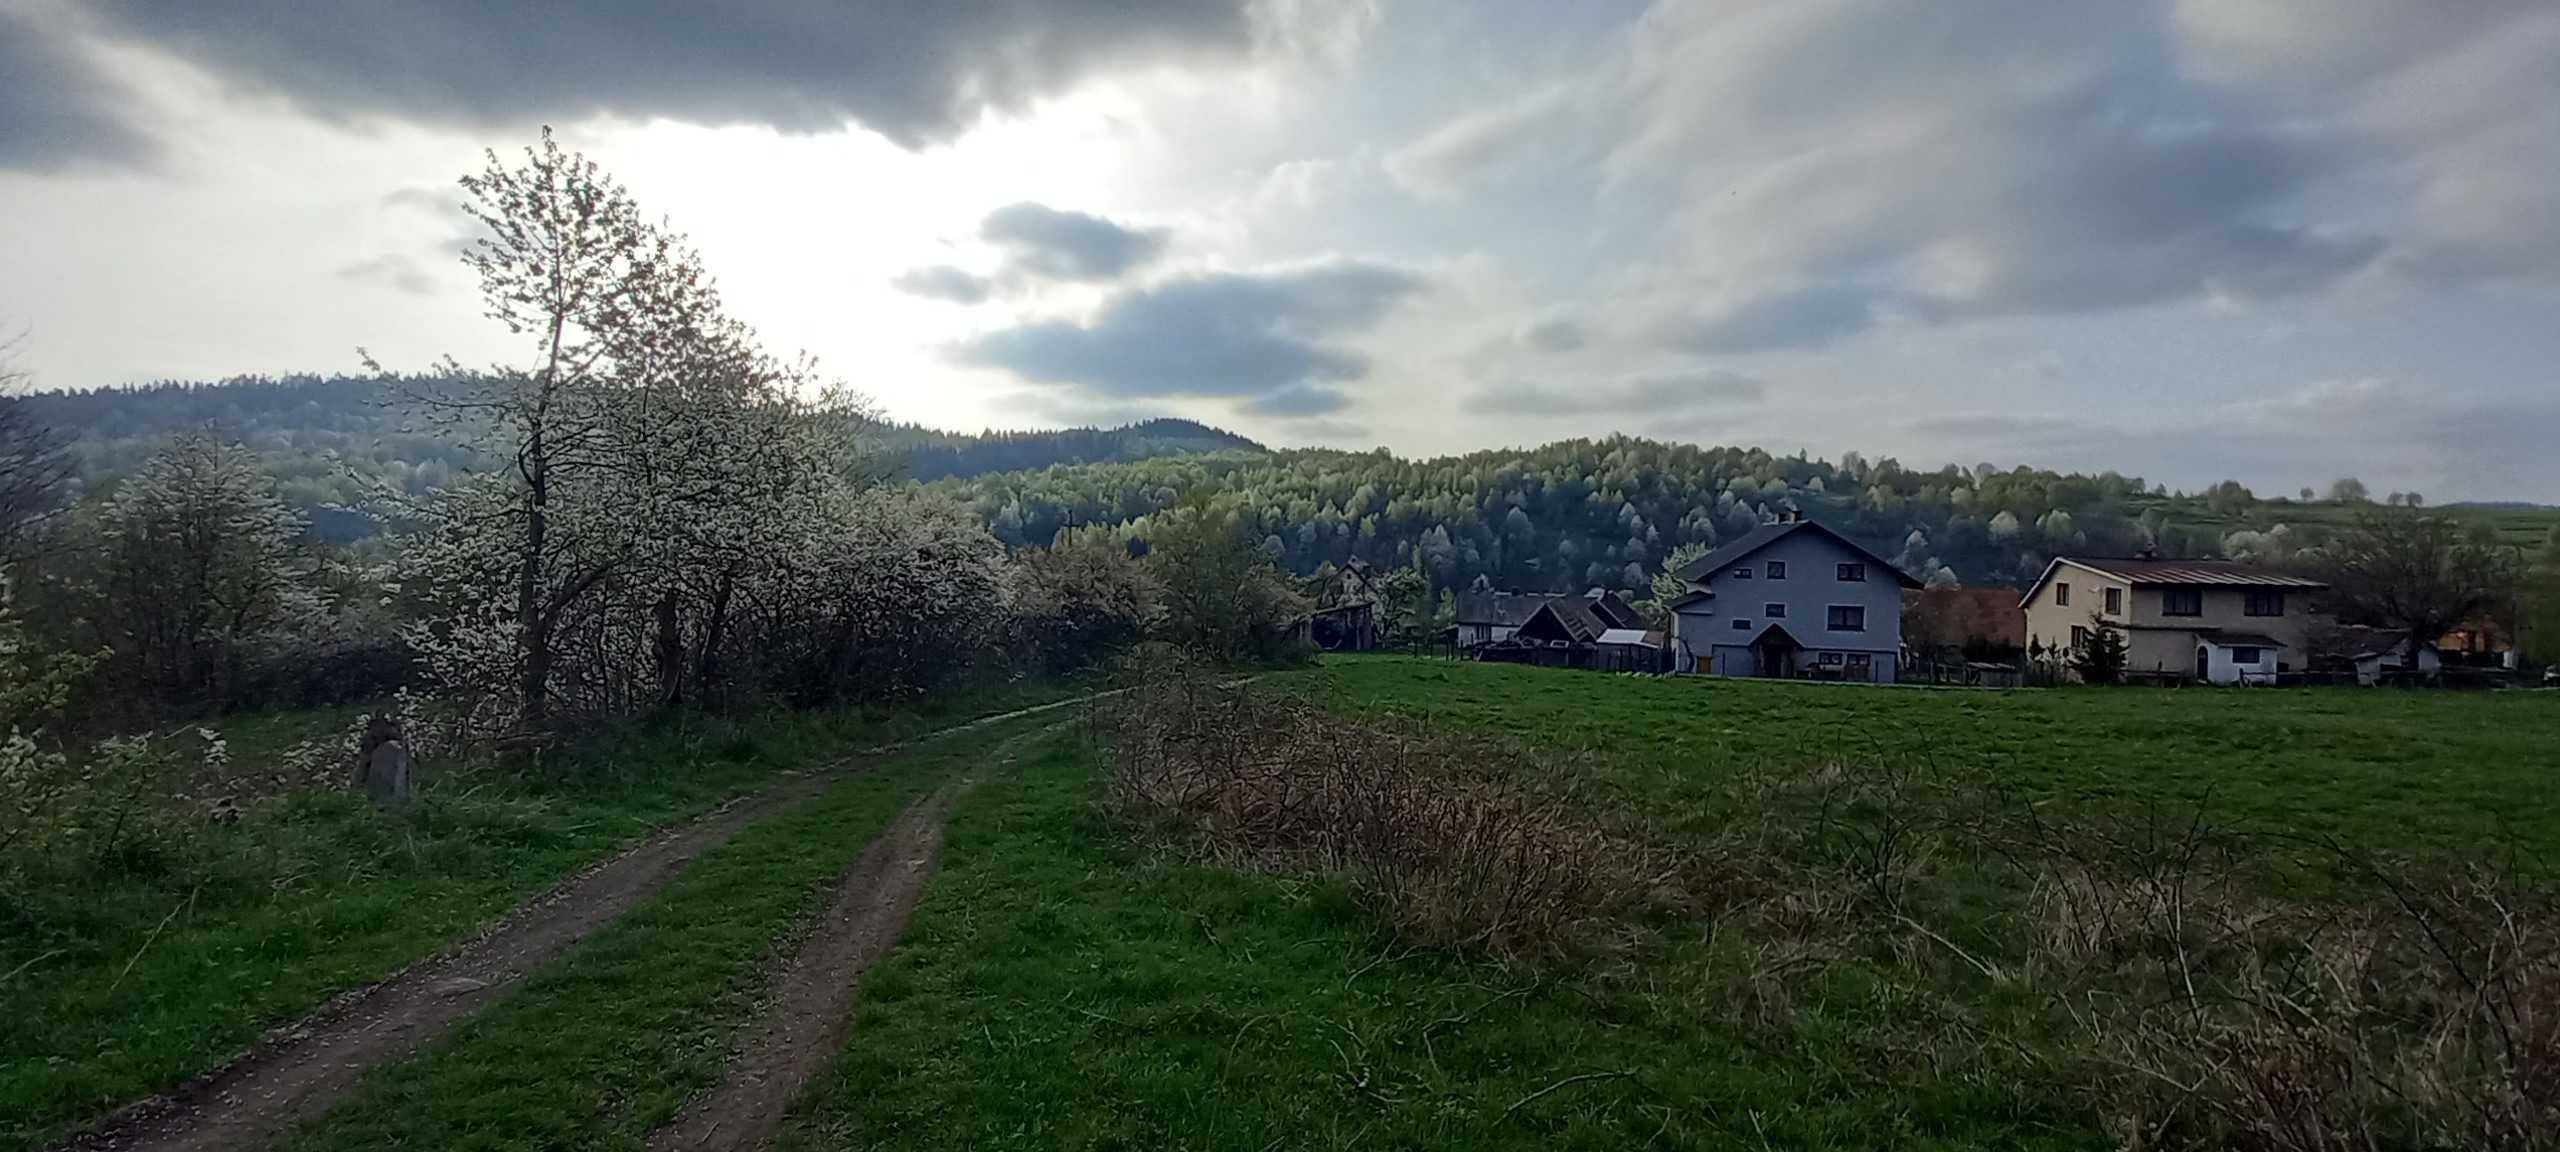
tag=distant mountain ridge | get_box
[7,375,1263,535]
[870,417,1265,481]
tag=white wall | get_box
[2202,643,2278,685]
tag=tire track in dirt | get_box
[641,732,1035,1151]
[51,698,1102,1152]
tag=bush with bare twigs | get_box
[1991,808,2560,1151]
[1757,753,2560,1151]
[1104,659,1675,960]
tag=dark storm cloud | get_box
[81,0,1256,148]
[0,7,153,171]
[892,265,996,305]
[981,203,1169,283]
[1580,1,2426,352]
[957,260,1424,403]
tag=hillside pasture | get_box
[1310,656,2560,861]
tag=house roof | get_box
[2122,624,2296,648]
[1748,621,1805,649]
[2021,556,2328,607]
[1453,590,1556,627]
[1458,588,1644,630]
[1583,588,1645,629]
[1596,628,1657,646]
[1519,597,1612,643]
[1673,519,1922,589]
[1666,590,1714,610]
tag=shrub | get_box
[1104,661,1665,960]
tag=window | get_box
[1827,605,1866,632]
[1732,619,1751,631]
[2231,646,2264,665]
[2163,588,2203,616]
[1765,560,1787,579]
[2071,625,2092,651]
[2103,587,2122,615]
[1836,562,1866,582]
[1731,567,1752,580]
[1845,653,1873,679]
[2245,590,2284,617]
[1818,652,1843,666]
[1764,603,1786,619]
[2055,582,2072,607]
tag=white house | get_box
[2019,555,2329,684]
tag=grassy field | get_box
[1306,656,2560,860]
[778,659,2560,1150]
[0,677,1098,1152]
[786,736,2089,1151]
[17,661,2554,1148]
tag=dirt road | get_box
[52,697,1094,1152]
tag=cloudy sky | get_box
[3,0,2556,500]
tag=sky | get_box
[2,0,2556,501]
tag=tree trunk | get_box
[693,569,734,700]
[654,589,684,710]
[514,423,550,731]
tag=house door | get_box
[2195,646,2210,682]
[1753,635,1797,678]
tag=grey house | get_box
[1666,513,1921,682]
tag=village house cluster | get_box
[1388,512,2528,687]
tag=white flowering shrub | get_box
[1007,532,1165,675]
[379,136,1022,747]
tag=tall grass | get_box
[1113,666,2560,1148]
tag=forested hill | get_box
[12,376,1264,534]
[868,417,1263,480]
[15,375,2550,585]
[934,439,2558,591]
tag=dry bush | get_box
[1105,675,2560,1144]
[1615,746,2560,1150]
[1951,793,2560,1151]
[1104,663,1673,961]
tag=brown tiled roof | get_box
[2058,557,2328,589]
